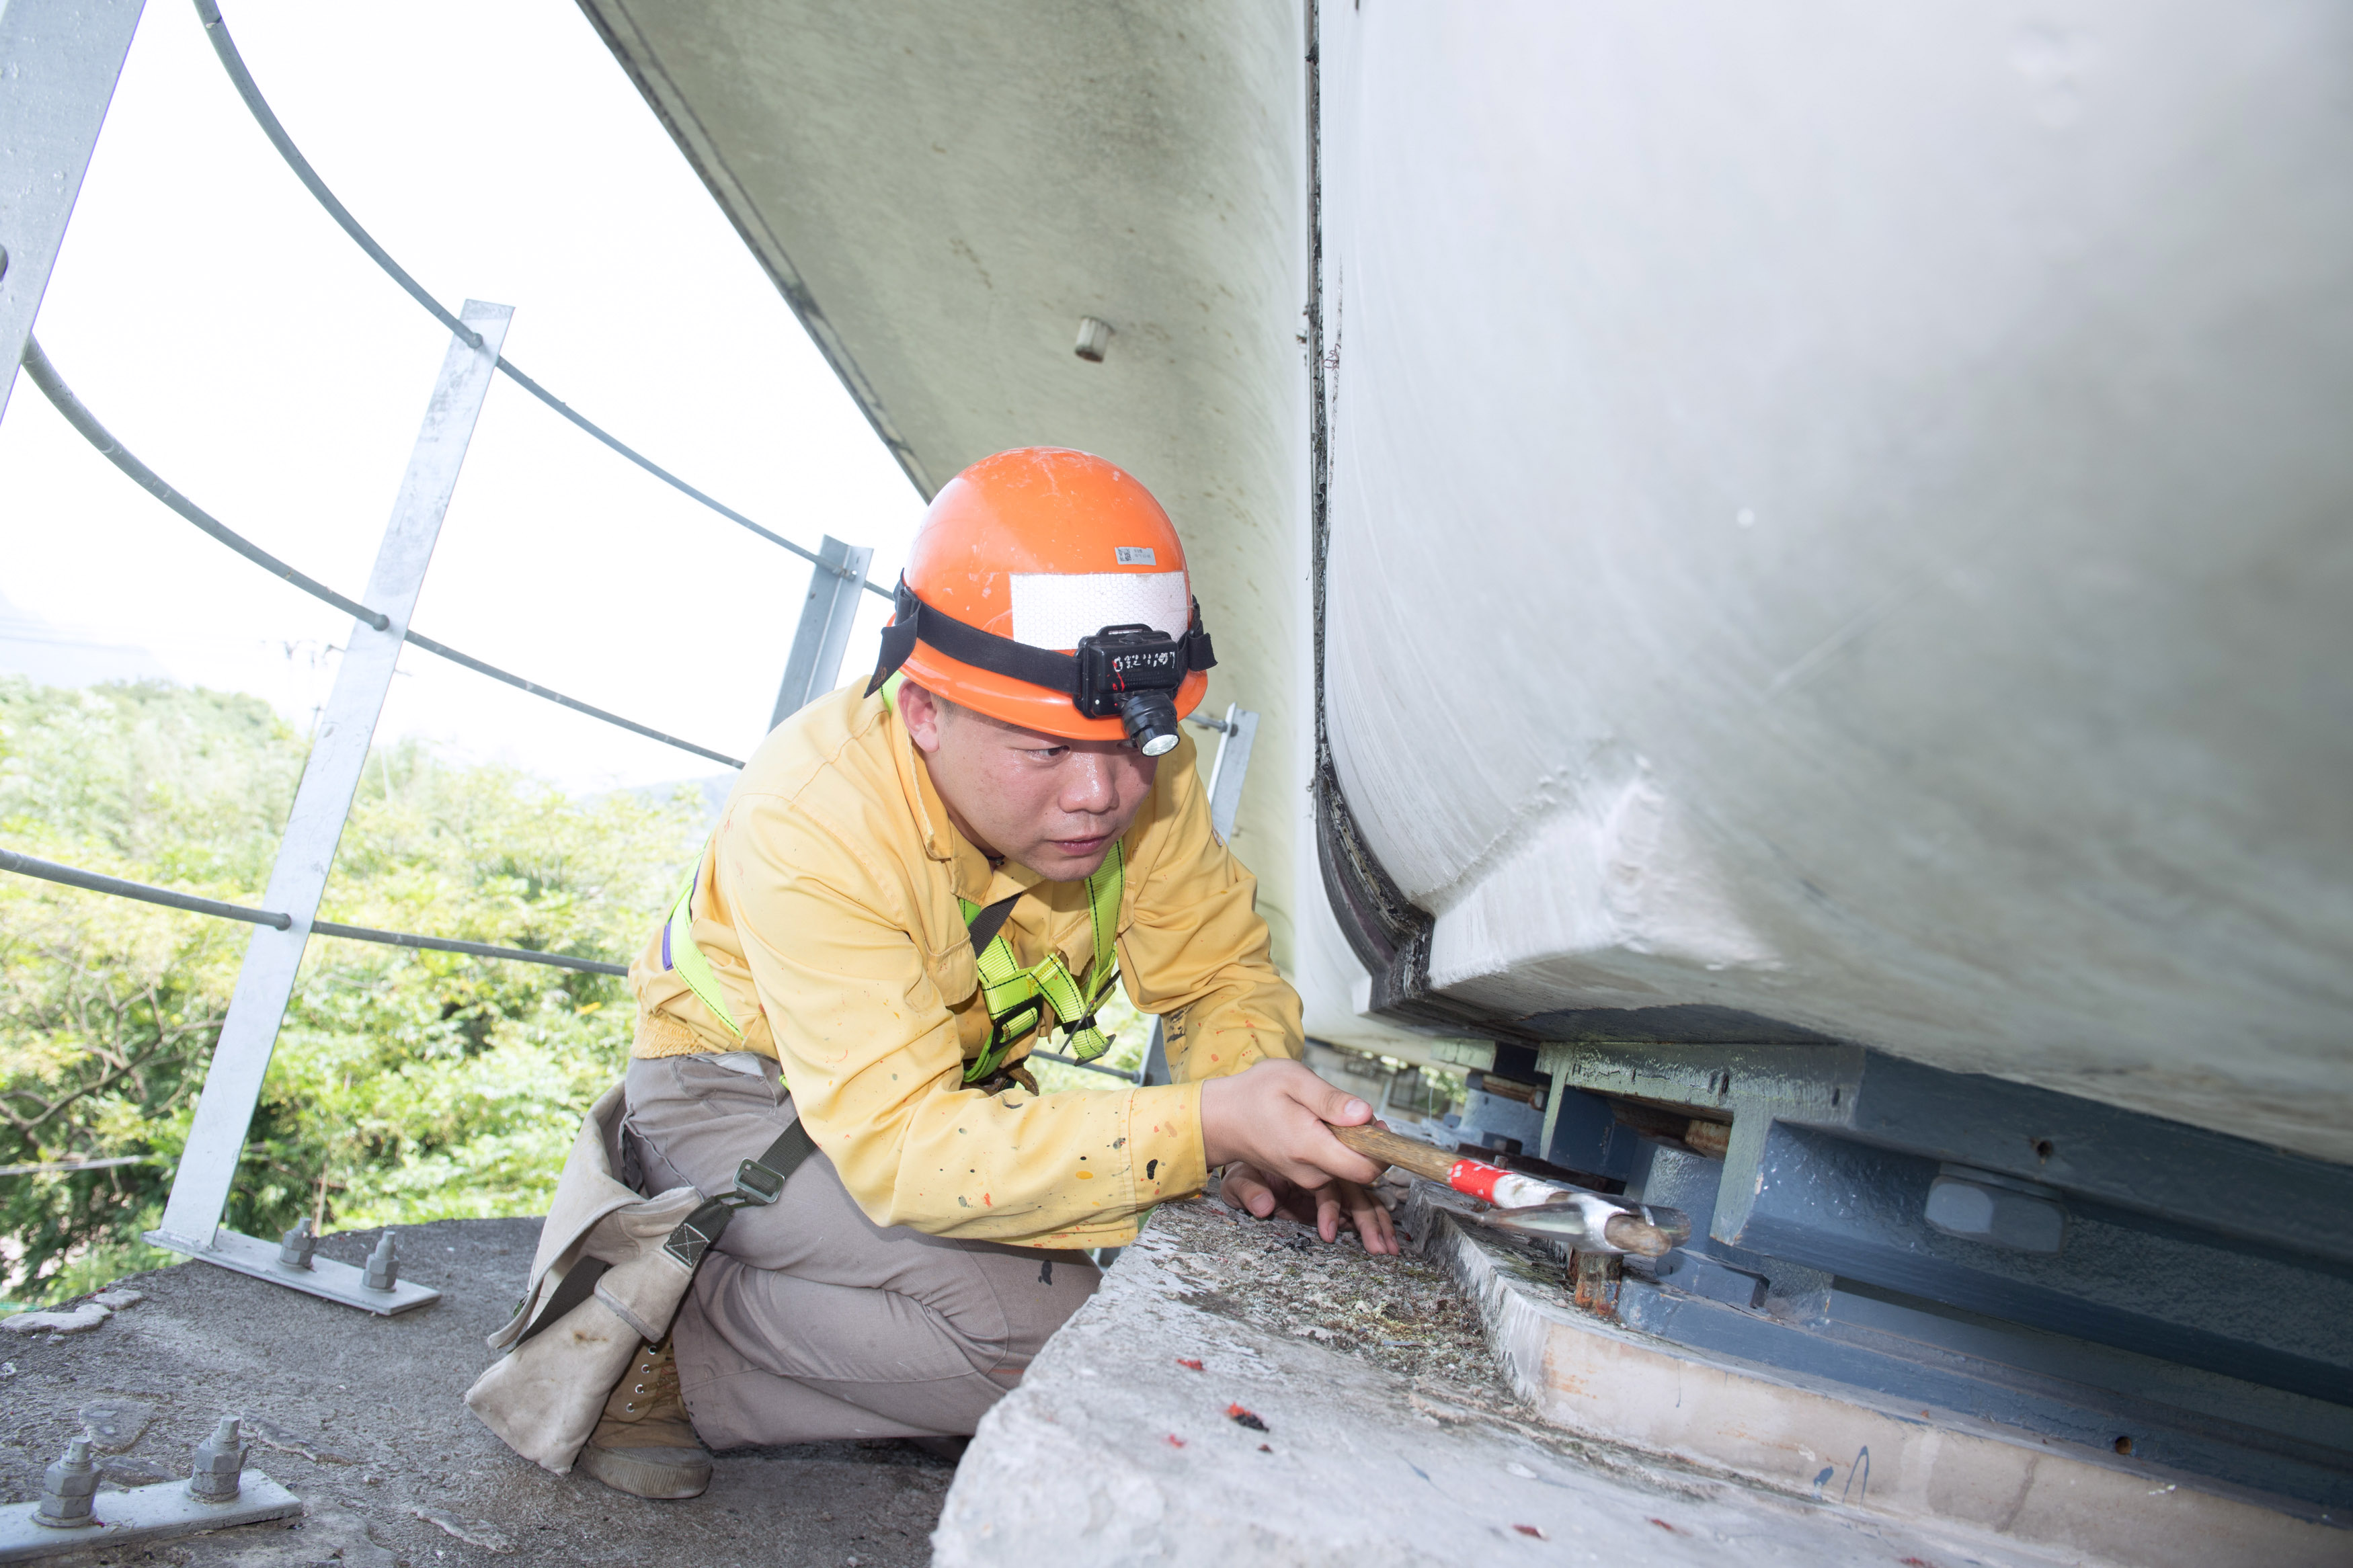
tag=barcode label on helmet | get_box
[1114,546,1157,566]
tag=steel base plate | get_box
[0,1473,299,1562]
[145,1227,440,1315]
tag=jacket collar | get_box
[883,693,1042,907]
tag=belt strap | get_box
[513,1115,817,1349]
[661,1118,817,1269]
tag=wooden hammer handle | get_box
[1328,1121,1459,1184]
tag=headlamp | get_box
[1076,624,1187,755]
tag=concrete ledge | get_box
[1408,1183,2348,1568]
[935,1198,2069,1566]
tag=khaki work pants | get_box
[621,1053,1100,1448]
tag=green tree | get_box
[0,677,702,1302]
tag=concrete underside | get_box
[569,0,1447,1064]
[936,1198,2091,1567]
[0,1220,955,1567]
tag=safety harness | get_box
[659,843,1126,1087]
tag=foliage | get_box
[0,677,703,1302]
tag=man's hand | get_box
[1221,1161,1400,1255]
[1199,1059,1385,1190]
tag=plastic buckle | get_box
[731,1157,787,1207]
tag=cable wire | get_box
[309,920,628,977]
[397,632,742,768]
[0,847,290,929]
[1029,1048,1145,1084]
[20,338,390,633]
[21,337,745,770]
[1,848,629,977]
[192,0,890,601]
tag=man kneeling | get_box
[585,448,1395,1499]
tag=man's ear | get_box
[898,680,945,753]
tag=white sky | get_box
[0,0,924,792]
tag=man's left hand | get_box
[1220,1161,1400,1255]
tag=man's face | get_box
[899,683,1159,881]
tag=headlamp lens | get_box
[1119,692,1181,757]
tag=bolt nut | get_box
[36,1437,99,1528]
[1074,315,1113,363]
[1924,1173,2067,1253]
[363,1229,398,1290]
[188,1417,244,1501]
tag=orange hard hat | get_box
[865,448,1215,753]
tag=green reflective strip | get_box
[665,866,744,1039]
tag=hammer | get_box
[1330,1122,1689,1257]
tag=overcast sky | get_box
[0,0,924,792]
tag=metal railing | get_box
[0,0,1265,1314]
[0,0,886,1314]
[191,0,891,601]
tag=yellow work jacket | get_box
[627,683,1302,1249]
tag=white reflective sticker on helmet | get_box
[1114,546,1156,566]
[1010,571,1188,650]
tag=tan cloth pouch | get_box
[463,1080,703,1474]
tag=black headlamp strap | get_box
[864,576,1216,698]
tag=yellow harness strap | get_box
[959,842,1125,1085]
[660,836,1127,1086]
[662,861,744,1040]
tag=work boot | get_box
[577,1339,711,1500]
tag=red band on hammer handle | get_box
[1447,1159,1509,1204]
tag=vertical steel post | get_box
[149,301,512,1313]
[1133,706,1261,1089]
[769,533,874,727]
[1203,703,1260,843]
[0,0,147,423]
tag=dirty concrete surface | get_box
[1139,1182,1501,1393]
[3,1196,2079,1567]
[939,1196,2069,1567]
[1,1219,953,1567]
[0,1195,1480,1568]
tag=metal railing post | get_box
[148,300,514,1313]
[770,533,875,727]
[0,0,147,425]
[1201,703,1260,843]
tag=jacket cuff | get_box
[1125,1082,1207,1204]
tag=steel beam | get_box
[150,302,512,1296]
[1538,1040,2353,1410]
[0,0,146,424]
[770,533,874,727]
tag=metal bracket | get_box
[0,1479,298,1563]
[142,1225,436,1315]
[1199,703,1259,843]
[770,533,875,726]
